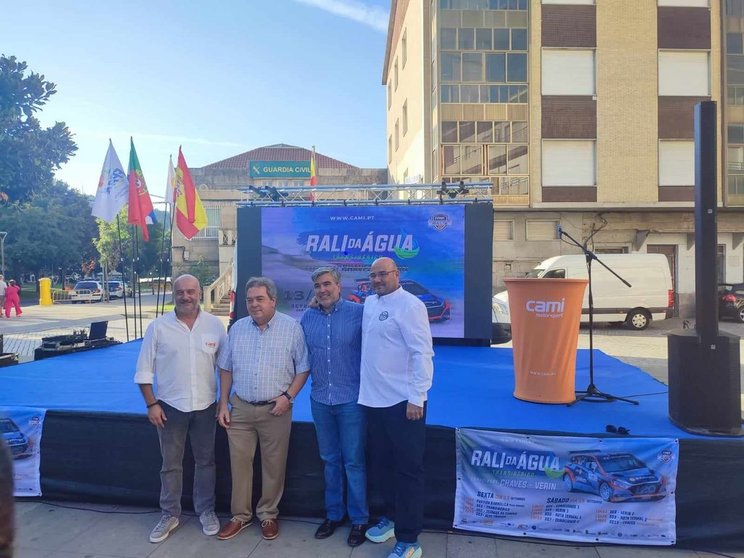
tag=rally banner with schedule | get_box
[454,429,678,545]
[0,407,47,497]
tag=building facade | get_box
[171,144,387,279]
[384,0,744,316]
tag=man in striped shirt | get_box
[301,267,368,547]
[216,276,309,542]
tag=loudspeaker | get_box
[668,330,743,435]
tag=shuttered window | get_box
[659,141,694,186]
[658,51,709,96]
[526,220,559,241]
[494,220,514,241]
[542,140,596,187]
[542,50,595,95]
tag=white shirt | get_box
[359,286,434,408]
[0,280,6,296]
[134,310,227,412]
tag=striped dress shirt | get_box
[300,299,363,406]
[217,311,309,402]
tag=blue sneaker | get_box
[388,541,422,558]
[365,516,395,543]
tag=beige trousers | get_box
[227,393,293,522]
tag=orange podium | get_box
[504,278,588,404]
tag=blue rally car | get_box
[1,417,32,459]
[347,279,451,322]
[562,451,666,502]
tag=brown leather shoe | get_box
[261,518,279,540]
[217,517,253,541]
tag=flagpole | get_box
[163,200,175,316]
[116,216,130,342]
[134,227,144,336]
[155,208,169,318]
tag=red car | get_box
[718,283,744,323]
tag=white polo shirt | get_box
[359,286,434,408]
[134,310,227,412]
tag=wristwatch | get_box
[282,391,293,403]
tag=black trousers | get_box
[366,400,427,543]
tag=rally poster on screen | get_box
[261,205,465,337]
[455,429,678,545]
[0,407,46,497]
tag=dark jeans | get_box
[157,401,216,517]
[366,400,426,544]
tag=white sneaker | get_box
[199,510,220,536]
[149,513,179,543]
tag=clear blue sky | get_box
[1,0,390,201]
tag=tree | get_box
[1,180,98,279]
[0,55,77,204]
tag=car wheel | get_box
[562,474,574,492]
[599,482,613,502]
[737,306,744,324]
[626,308,650,330]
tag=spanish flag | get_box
[175,147,208,240]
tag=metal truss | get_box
[236,182,494,207]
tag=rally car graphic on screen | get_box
[0,417,32,460]
[562,451,667,502]
[347,279,451,322]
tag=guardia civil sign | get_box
[249,160,311,178]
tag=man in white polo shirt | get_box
[359,257,434,558]
[135,274,227,544]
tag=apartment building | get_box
[384,0,744,316]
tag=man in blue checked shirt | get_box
[300,266,369,547]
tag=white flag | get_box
[165,155,176,207]
[91,140,129,222]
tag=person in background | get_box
[0,275,7,319]
[216,276,309,542]
[300,266,369,547]
[134,274,227,544]
[360,257,434,558]
[4,280,21,318]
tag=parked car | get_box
[563,451,666,502]
[0,417,31,459]
[106,281,125,299]
[718,283,744,323]
[346,278,451,322]
[69,280,103,303]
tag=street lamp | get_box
[0,232,6,276]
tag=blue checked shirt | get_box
[300,299,363,406]
[217,311,309,402]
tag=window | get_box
[442,121,458,142]
[658,0,708,6]
[511,28,528,51]
[461,145,483,174]
[512,121,528,142]
[542,49,595,95]
[443,145,460,174]
[402,101,408,136]
[542,140,596,186]
[477,121,493,142]
[494,121,511,142]
[526,220,560,241]
[387,81,392,108]
[402,30,408,68]
[486,53,506,81]
[508,145,528,174]
[463,53,483,81]
[459,121,476,143]
[494,29,510,50]
[476,28,492,50]
[441,53,461,81]
[394,58,399,90]
[459,28,475,50]
[488,145,508,174]
[507,53,527,82]
[388,135,392,162]
[494,221,515,241]
[659,51,710,96]
[441,28,457,50]
[194,207,221,239]
[395,120,400,151]
[543,0,594,4]
[717,245,726,282]
[659,141,694,186]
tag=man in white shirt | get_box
[359,257,434,558]
[134,274,227,544]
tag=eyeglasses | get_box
[368,270,396,279]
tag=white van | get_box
[492,253,674,341]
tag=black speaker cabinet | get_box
[668,330,743,435]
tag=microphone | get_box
[556,224,563,237]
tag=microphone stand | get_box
[558,228,639,405]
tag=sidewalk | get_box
[11,500,726,558]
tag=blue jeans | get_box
[311,398,369,525]
[157,401,216,517]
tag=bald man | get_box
[359,257,434,558]
[135,274,227,543]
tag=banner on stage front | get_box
[0,407,46,497]
[455,429,678,545]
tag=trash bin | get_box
[39,277,52,306]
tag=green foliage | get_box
[187,256,214,288]
[0,180,98,278]
[0,55,77,204]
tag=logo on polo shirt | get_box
[378,311,389,321]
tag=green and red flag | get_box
[127,138,156,241]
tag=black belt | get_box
[247,400,274,406]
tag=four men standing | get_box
[135,263,434,557]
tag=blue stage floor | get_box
[0,340,699,439]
